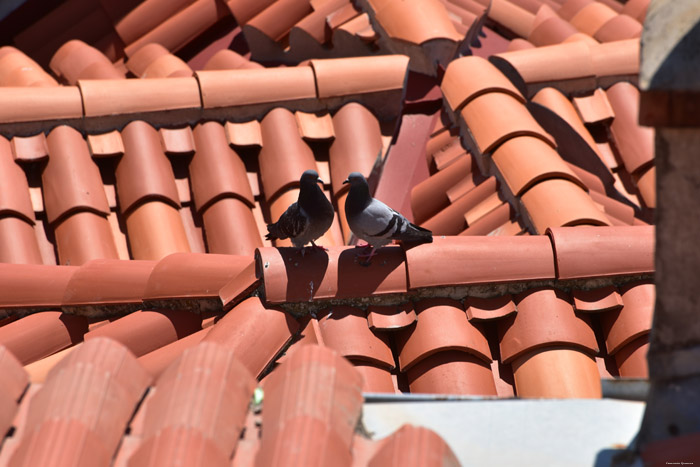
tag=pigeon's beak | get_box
[317,178,325,185]
[343,178,349,185]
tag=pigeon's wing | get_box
[266,202,308,240]
[354,199,432,244]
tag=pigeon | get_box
[344,172,432,263]
[266,169,334,251]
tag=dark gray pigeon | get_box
[266,170,334,250]
[344,172,432,262]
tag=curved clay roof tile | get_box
[593,14,642,42]
[0,139,35,224]
[310,55,409,98]
[374,0,463,44]
[50,40,123,85]
[569,2,618,37]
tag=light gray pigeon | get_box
[344,172,432,262]
[266,170,334,250]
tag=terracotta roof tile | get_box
[406,349,498,395]
[593,14,642,42]
[442,55,524,112]
[635,165,655,209]
[351,360,396,393]
[50,40,124,84]
[257,246,407,304]
[465,295,516,321]
[572,88,615,125]
[606,81,654,174]
[203,296,299,378]
[621,0,650,23]
[488,0,536,38]
[318,306,395,368]
[87,130,124,158]
[367,303,417,331]
[368,424,460,467]
[459,202,516,236]
[139,342,255,459]
[396,298,492,369]
[368,0,464,44]
[422,176,497,234]
[10,133,49,163]
[127,427,230,467]
[310,55,409,97]
[411,153,473,225]
[572,286,623,313]
[492,135,585,196]
[138,327,211,379]
[547,225,654,279]
[600,281,653,355]
[0,345,28,402]
[405,235,555,288]
[202,49,263,71]
[143,253,252,311]
[569,2,618,37]
[614,334,648,378]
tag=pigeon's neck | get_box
[299,181,328,214]
[346,182,371,216]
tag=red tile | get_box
[372,0,463,44]
[493,135,585,197]
[143,54,193,78]
[128,427,229,467]
[0,346,28,401]
[203,49,264,70]
[197,67,316,108]
[0,47,57,86]
[590,39,639,82]
[43,126,111,225]
[10,134,49,163]
[318,306,395,369]
[499,288,598,364]
[245,0,313,42]
[85,310,202,357]
[203,296,299,378]
[49,40,123,84]
[593,14,642,42]
[459,202,515,236]
[573,88,615,125]
[528,13,578,46]
[396,298,491,371]
[22,338,149,457]
[125,43,170,77]
[78,77,201,117]
[368,424,460,467]
[606,81,654,175]
[159,127,195,156]
[142,342,255,458]
[614,334,649,378]
[351,359,396,393]
[404,235,555,289]
[258,107,317,200]
[547,225,654,279]
[520,179,610,233]
[138,327,210,379]
[411,153,474,225]
[0,312,87,366]
[257,345,362,465]
[600,281,653,355]
[0,263,77,311]
[621,0,649,23]
[367,303,417,331]
[460,91,555,154]
[569,2,617,36]
[421,176,496,234]
[329,102,383,197]
[635,165,655,209]
[406,350,497,395]
[465,295,516,321]
[144,253,252,311]
[9,419,111,467]
[87,130,125,158]
[115,0,197,45]
[218,260,260,310]
[61,259,155,313]
[226,0,276,25]
[557,0,594,20]
[257,246,407,304]
[488,0,535,38]
[225,120,263,147]
[589,190,636,225]
[124,0,230,56]
[572,286,623,312]
[310,55,409,98]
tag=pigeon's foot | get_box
[356,246,377,266]
[310,240,328,252]
[354,242,371,249]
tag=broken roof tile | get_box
[572,286,623,313]
[572,88,615,126]
[411,153,473,225]
[547,225,654,279]
[318,306,395,369]
[422,176,497,234]
[405,235,555,288]
[465,294,516,321]
[367,303,417,331]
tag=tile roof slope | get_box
[0,0,656,464]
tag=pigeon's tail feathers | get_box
[265,222,285,241]
[396,222,433,244]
